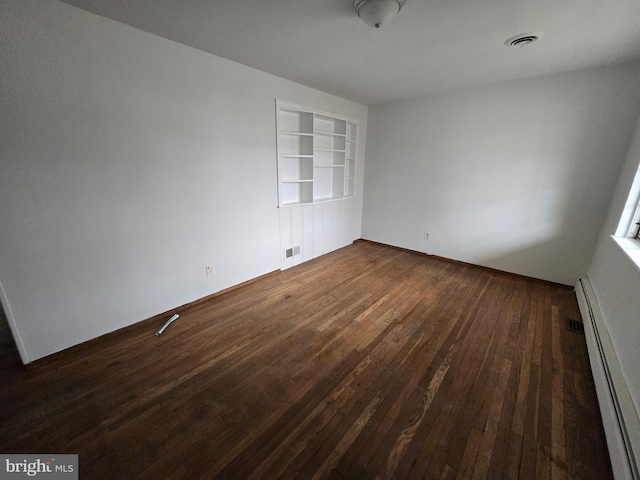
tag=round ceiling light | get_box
[354,0,406,28]
[504,33,542,47]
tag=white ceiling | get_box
[61,0,640,105]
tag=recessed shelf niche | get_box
[276,101,357,207]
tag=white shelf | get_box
[277,101,357,207]
[281,131,314,137]
[281,200,310,207]
[315,130,346,138]
[313,195,344,203]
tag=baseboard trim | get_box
[576,275,640,480]
[26,269,281,369]
[357,238,571,288]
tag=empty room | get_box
[1,0,640,478]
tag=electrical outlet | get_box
[205,265,214,277]
[423,232,430,240]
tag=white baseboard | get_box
[576,275,640,480]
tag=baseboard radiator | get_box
[575,276,640,480]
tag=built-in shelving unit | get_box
[276,101,357,207]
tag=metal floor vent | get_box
[566,318,585,335]
[285,246,301,259]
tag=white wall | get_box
[588,116,640,418]
[0,0,367,362]
[362,63,640,285]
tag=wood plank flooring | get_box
[0,240,612,479]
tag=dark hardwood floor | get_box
[0,240,612,479]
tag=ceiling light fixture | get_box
[504,33,542,47]
[354,0,406,29]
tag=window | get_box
[615,160,640,240]
[630,204,640,240]
[611,159,640,270]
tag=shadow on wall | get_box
[457,87,626,285]
[363,64,640,286]
[471,85,640,284]
[475,237,581,286]
[0,303,22,371]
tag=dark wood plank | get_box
[0,240,613,480]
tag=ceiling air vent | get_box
[504,33,541,47]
